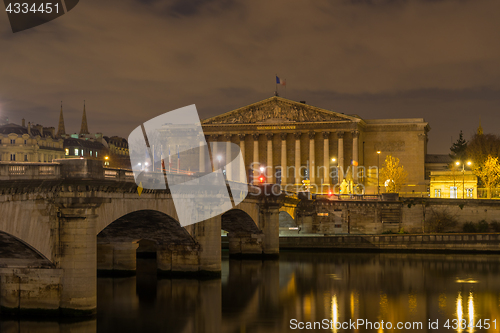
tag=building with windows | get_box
[200,96,430,194]
[63,138,108,159]
[429,170,477,199]
[58,101,111,163]
[0,121,64,162]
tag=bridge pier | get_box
[158,215,221,276]
[57,204,101,316]
[97,241,139,276]
[261,204,280,258]
[0,268,62,315]
[227,233,265,258]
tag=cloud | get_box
[0,0,498,154]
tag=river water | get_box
[2,251,500,332]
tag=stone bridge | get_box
[0,159,287,315]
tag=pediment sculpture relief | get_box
[203,101,349,124]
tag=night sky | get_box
[1,0,499,154]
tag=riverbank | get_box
[277,233,500,253]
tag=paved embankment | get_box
[278,234,500,253]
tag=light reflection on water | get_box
[1,252,500,333]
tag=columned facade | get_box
[201,96,429,194]
[280,133,287,185]
[294,132,301,185]
[253,133,259,184]
[323,132,329,185]
[337,131,344,183]
[266,133,273,183]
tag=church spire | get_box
[80,100,89,135]
[477,117,483,135]
[57,101,66,137]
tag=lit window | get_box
[434,189,441,198]
[81,150,83,156]
[450,186,457,199]
[466,188,473,198]
[74,149,79,156]
[96,151,98,157]
[65,149,69,156]
[90,150,93,156]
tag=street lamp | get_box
[377,151,381,195]
[456,161,472,199]
[217,155,222,170]
[331,157,337,185]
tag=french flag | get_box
[276,76,286,86]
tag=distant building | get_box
[0,120,64,162]
[103,136,130,169]
[430,170,477,199]
[201,96,430,194]
[58,101,111,162]
[63,137,108,159]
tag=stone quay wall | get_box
[280,233,500,252]
[295,197,500,235]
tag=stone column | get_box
[261,202,280,258]
[97,243,114,271]
[210,135,218,171]
[225,135,232,180]
[253,133,260,184]
[192,214,221,274]
[199,139,206,173]
[58,204,99,315]
[323,132,330,185]
[239,134,246,183]
[294,132,301,184]
[112,241,140,273]
[266,133,273,184]
[309,132,315,184]
[281,133,287,185]
[337,131,344,184]
[352,130,359,183]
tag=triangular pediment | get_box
[201,96,359,125]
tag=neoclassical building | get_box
[0,121,64,162]
[201,96,429,195]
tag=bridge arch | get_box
[98,210,195,246]
[279,211,296,228]
[0,200,56,261]
[0,231,53,267]
[221,209,260,234]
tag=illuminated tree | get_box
[466,133,500,165]
[473,155,500,199]
[380,155,408,193]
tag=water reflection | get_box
[1,252,500,333]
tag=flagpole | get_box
[275,74,277,96]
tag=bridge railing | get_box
[0,162,61,180]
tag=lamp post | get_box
[456,161,472,199]
[377,151,381,195]
[217,155,222,170]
